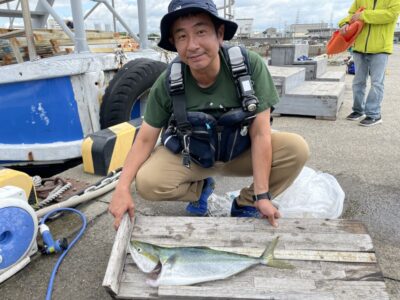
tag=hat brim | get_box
[157,6,238,52]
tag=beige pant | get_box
[136,131,309,206]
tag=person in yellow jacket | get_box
[339,0,400,126]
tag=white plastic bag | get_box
[272,166,344,219]
[207,167,345,219]
[207,193,233,217]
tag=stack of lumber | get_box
[0,28,139,65]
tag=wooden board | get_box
[103,216,389,300]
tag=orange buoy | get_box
[327,7,365,55]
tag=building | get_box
[307,28,336,39]
[235,18,253,38]
[263,27,279,38]
[289,23,329,38]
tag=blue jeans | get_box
[352,52,388,118]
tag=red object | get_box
[327,7,365,55]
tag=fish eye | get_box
[137,247,142,252]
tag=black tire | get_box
[100,58,167,128]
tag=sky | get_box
[0,0,398,34]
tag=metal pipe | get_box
[70,0,90,53]
[32,0,55,29]
[93,0,139,43]
[224,0,226,19]
[137,0,147,48]
[84,1,101,20]
[10,0,21,29]
[20,0,38,61]
[112,0,116,33]
[37,0,75,40]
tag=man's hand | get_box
[351,12,362,23]
[339,24,349,35]
[255,199,281,227]
[108,188,135,230]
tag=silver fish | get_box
[129,236,292,287]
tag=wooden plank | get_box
[0,29,25,39]
[90,48,119,53]
[117,281,159,299]
[133,216,368,235]
[132,230,373,252]
[157,286,335,300]
[102,214,134,296]
[32,29,116,41]
[320,261,382,271]
[49,38,120,46]
[131,217,374,252]
[9,37,23,63]
[274,249,376,263]
[253,277,316,290]
[316,280,390,299]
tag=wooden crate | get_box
[103,215,390,299]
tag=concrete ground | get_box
[1,45,399,300]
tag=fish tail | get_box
[260,236,294,269]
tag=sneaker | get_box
[186,177,215,216]
[230,197,261,218]
[359,116,382,127]
[346,112,365,121]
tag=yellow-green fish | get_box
[129,236,292,287]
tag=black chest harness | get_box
[161,45,260,168]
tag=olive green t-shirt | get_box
[144,49,279,128]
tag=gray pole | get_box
[95,0,139,43]
[224,0,226,19]
[137,0,147,49]
[6,0,14,29]
[70,0,90,53]
[38,0,75,40]
[84,2,101,20]
[32,0,55,29]
[112,0,116,33]
[20,0,38,60]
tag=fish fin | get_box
[267,258,295,269]
[260,236,294,269]
[161,253,178,266]
[260,236,280,263]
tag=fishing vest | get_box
[161,45,260,169]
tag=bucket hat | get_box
[158,0,238,52]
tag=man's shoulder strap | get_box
[165,56,191,132]
[221,44,251,78]
[166,56,184,96]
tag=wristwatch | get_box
[252,192,272,202]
